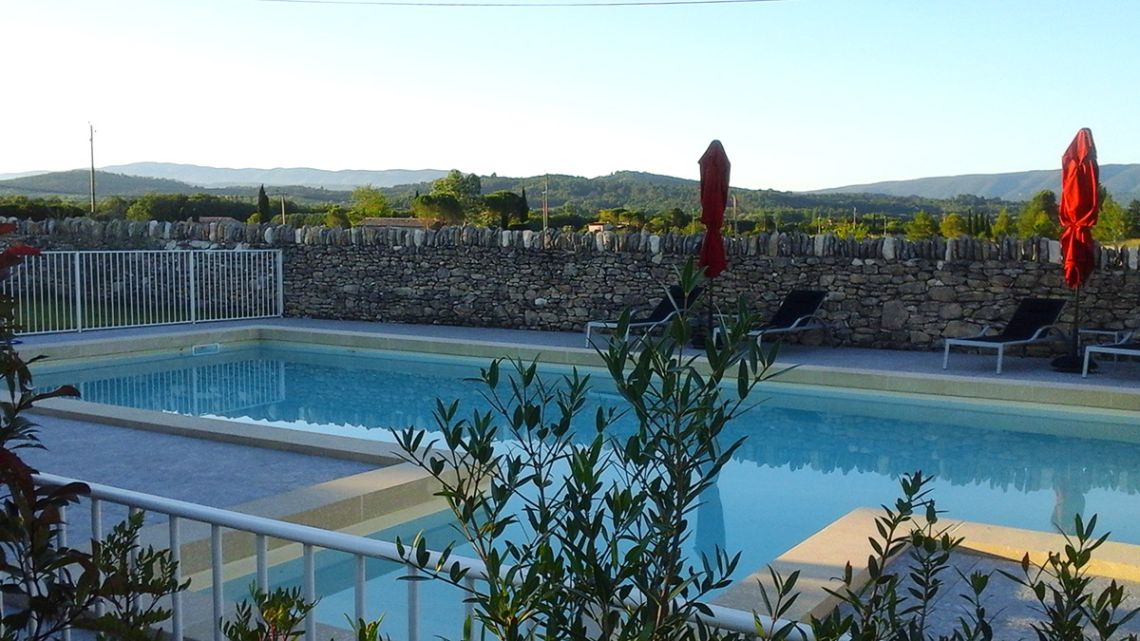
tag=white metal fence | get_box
[1,250,283,335]
[31,473,786,641]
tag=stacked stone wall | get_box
[8,218,1140,350]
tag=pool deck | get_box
[15,318,1140,636]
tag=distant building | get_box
[357,217,428,229]
[198,216,244,224]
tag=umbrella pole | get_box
[1071,285,1080,359]
[706,279,715,347]
[1053,283,1096,372]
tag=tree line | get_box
[3,175,1139,242]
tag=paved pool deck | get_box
[20,316,1140,384]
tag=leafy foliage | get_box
[393,259,774,641]
[411,193,464,225]
[1094,191,1129,243]
[85,512,189,641]
[430,170,483,218]
[349,185,392,224]
[939,213,966,238]
[481,190,529,228]
[220,584,388,641]
[1018,190,1061,239]
[1002,515,1140,641]
[905,211,938,240]
[222,585,316,641]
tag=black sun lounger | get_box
[942,298,1067,374]
[584,285,701,346]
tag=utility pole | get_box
[731,193,738,234]
[280,196,286,225]
[542,175,549,232]
[88,123,96,215]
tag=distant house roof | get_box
[198,216,244,224]
[358,217,427,228]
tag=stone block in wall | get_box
[880,300,909,330]
[1048,239,1062,263]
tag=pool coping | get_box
[714,507,1140,622]
[24,324,1140,412]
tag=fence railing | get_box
[2,250,283,335]
[32,473,792,641]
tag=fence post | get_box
[73,253,83,332]
[189,252,198,325]
[275,250,284,317]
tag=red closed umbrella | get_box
[1059,128,1099,288]
[1053,128,1100,372]
[698,140,730,279]
[697,141,730,345]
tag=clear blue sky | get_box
[4,0,1137,191]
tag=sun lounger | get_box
[584,285,701,346]
[1083,331,1139,377]
[715,289,829,348]
[750,289,830,347]
[942,298,1068,374]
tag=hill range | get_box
[2,161,1139,207]
[814,164,1140,203]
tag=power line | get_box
[258,0,781,8]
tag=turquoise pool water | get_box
[36,341,1140,635]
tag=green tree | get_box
[95,196,131,220]
[1126,199,1140,238]
[255,185,270,223]
[939,213,966,238]
[127,193,189,222]
[833,219,870,240]
[431,170,482,217]
[482,190,529,228]
[348,185,391,225]
[1093,191,1127,243]
[324,205,351,228]
[992,207,1014,237]
[904,210,937,240]
[1017,189,1060,239]
[411,193,464,225]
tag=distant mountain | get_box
[0,170,198,197]
[101,162,448,189]
[0,170,49,181]
[814,164,1140,203]
[0,170,355,205]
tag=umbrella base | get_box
[1050,354,1097,373]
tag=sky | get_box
[3,0,1139,191]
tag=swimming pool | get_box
[33,340,1140,633]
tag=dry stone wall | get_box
[9,217,1140,350]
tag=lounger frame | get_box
[942,324,1067,374]
[1082,331,1139,377]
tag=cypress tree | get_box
[256,185,270,223]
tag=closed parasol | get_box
[1052,128,1100,372]
[698,140,730,279]
[698,141,730,344]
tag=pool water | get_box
[35,341,1140,635]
